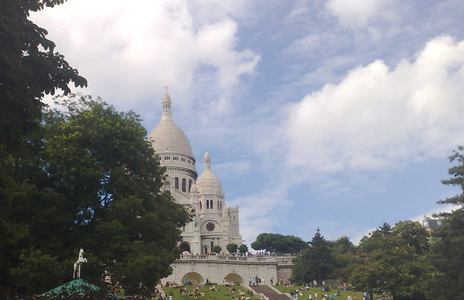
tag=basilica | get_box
[147,90,243,255]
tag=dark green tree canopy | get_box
[0,0,87,161]
[251,233,307,254]
[291,228,334,285]
[437,145,464,210]
[226,243,238,254]
[351,221,429,300]
[238,244,248,255]
[331,235,359,282]
[427,146,464,299]
[0,95,190,296]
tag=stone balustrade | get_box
[178,254,294,265]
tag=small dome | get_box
[190,182,199,193]
[197,170,222,194]
[196,150,222,194]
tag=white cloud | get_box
[31,0,260,114]
[325,0,394,28]
[283,35,464,183]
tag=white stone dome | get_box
[197,150,222,194]
[190,182,199,193]
[148,120,193,156]
[147,91,193,156]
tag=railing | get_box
[177,254,294,264]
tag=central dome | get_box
[148,120,193,156]
[147,91,193,156]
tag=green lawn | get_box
[163,284,374,300]
[268,285,368,299]
[165,285,254,300]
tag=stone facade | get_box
[160,255,294,286]
[148,90,243,255]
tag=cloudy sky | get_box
[32,0,464,245]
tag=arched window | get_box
[182,178,186,192]
[217,201,219,210]
[189,180,192,192]
[211,241,214,250]
[200,201,202,210]
[211,200,213,209]
[175,177,179,189]
[206,200,209,209]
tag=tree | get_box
[351,221,430,300]
[251,233,307,254]
[0,95,190,296]
[427,146,464,299]
[331,236,360,283]
[0,0,87,161]
[226,243,238,254]
[212,245,222,254]
[1,2,86,294]
[238,244,248,255]
[291,228,334,285]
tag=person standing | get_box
[347,295,352,300]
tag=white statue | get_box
[73,249,88,279]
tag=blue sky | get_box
[32,0,464,245]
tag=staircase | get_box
[251,285,290,300]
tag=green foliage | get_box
[291,228,334,285]
[427,146,464,299]
[238,244,248,254]
[1,3,86,294]
[0,95,191,296]
[437,145,464,208]
[251,232,307,254]
[331,236,360,282]
[0,0,87,161]
[212,245,222,254]
[10,248,64,294]
[226,243,238,253]
[351,221,430,300]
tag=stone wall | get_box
[161,255,294,286]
